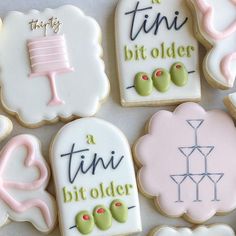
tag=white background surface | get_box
[0,0,235,235]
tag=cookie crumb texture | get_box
[0,5,109,126]
[51,118,141,236]
[135,102,236,223]
[115,0,201,106]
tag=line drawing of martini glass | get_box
[178,119,206,174]
[170,119,223,203]
[189,173,206,202]
[207,173,224,201]
[170,174,188,202]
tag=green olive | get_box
[110,199,128,223]
[93,205,112,231]
[152,68,171,92]
[134,72,153,96]
[170,62,189,87]
[75,211,94,235]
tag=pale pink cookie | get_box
[134,102,236,223]
[149,225,235,236]
[0,5,109,127]
[0,132,57,233]
[187,0,236,118]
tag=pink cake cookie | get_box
[134,102,236,223]
[0,5,109,127]
[28,35,74,105]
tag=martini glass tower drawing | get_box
[170,119,224,203]
[28,30,74,106]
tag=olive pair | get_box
[134,62,189,96]
[75,199,128,235]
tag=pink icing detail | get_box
[0,135,52,228]
[196,0,236,40]
[221,52,236,85]
[135,102,236,223]
[196,0,236,85]
[28,35,74,106]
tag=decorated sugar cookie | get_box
[50,118,142,236]
[188,0,236,89]
[187,0,236,119]
[134,102,236,223]
[0,118,57,233]
[0,5,109,127]
[115,0,201,106]
[0,115,12,141]
[149,225,235,236]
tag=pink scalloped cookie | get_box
[0,5,109,127]
[187,0,236,118]
[0,116,57,233]
[134,102,236,223]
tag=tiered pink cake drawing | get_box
[28,35,74,105]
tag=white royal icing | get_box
[0,5,109,126]
[188,0,236,88]
[188,0,236,116]
[50,118,142,236]
[115,0,201,106]
[151,225,235,236]
[0,115,12,141]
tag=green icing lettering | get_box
[187,46,195,57]
[80,187,87,200]
[76,211,94,235]
[93,205,112,231]
[134,72,153,96]
[135,45,147,60]
[125,46,133,61]
[152,68,171,92]
[166,42,176,59]
[117,185,125,195]
[124,45,147,61]
[151,48,159,58]
[110,199,128,223]
[99,183,106,198]
[170,62,189,87]
[90,188,99,199]
[86,134,96,144]
[150,43,195,59]
[161,42,166,58]
[63,187,72,203]
[106,181,116,197]
[125,184,133,195]
[177,46,186,57]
